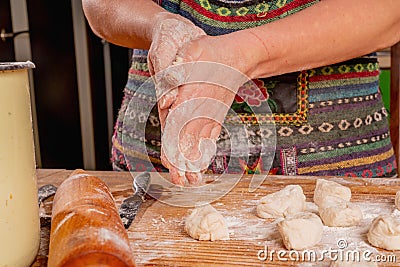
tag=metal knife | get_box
[119,172,151,229]
[38,184,58,205]
[37,184,58,227]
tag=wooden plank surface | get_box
[32,170,400,266]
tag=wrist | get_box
[150,12,194,41]
[218,31,261,79]
[227,28,282,79]
[150,12,174,40]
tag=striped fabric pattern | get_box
[162,0,318,35]
[291,59,396,177]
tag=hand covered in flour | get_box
[147,12,206,129]
[160,35,250,186]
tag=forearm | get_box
[231,0,400,79]
[82,0,168,49]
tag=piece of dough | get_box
[277,212,323,250]
[184,204,229,241]
[367,215,400,250]
[257,185,306,219]
[314,179,351,207]
[318,196,363,227]
[395,191,400,210]
[317,195,345,210]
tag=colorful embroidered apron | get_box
[111,0,397,178]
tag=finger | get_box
[158,106,169,131]
[158,86,180,132]
[169,166,186,186]
[160,146,172,169]
[148,41,178,74]
[147,54,155,77]
[163,56,186,86]
[158,88,178,109]
[156,57,185,110]
[185,171,202,185]
[150,52,181,110]
[210,124,222,140]
[197,119,222,140]
[161,148,186,186]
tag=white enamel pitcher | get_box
[0,62,40,266]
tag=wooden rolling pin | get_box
[48,169,136,267]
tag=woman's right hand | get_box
[157,34,252,186]
[148,12,206,129]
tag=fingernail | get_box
[159,93,177,109]
[159,96,168,109]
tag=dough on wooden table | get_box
[256,185,306,219]
[395,191,400,210]
[330,259,378,267]
[314,179,351,207]
[318,196,363,227]
[317,195,345,210]
[277,212,323,250]
[367,214,400,250]
[185,204,229,241]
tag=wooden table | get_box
[31,169,400,266]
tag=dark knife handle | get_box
[119,195,142,229]
[119,172,151,229]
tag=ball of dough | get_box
[317,195,345,210]
[257,185,306,219]
[395,191,400,210]
[319,198,363,227]
[314,179,351,207]
[184,204,229,241]
[277,212,323,250]
[367,215,400,250]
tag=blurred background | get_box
[1,0,131,170]
[0,0,393,171]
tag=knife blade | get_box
[38,184,58,205]
[37,184,58,227]
[119,172,151,229]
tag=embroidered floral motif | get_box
[226,71,309,126]
[235,79,269,107]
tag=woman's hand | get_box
[159,35,250,186]
[148,13,206,129]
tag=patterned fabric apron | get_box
[111,0,397,178]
